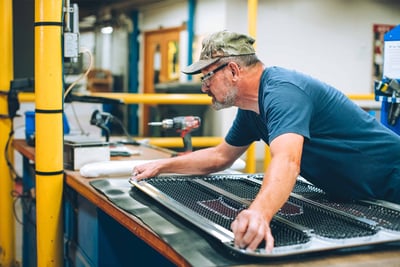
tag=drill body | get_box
[148,116,201,152]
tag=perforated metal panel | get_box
[292,179,400,232]
[131,174,400,258]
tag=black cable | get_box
[11,190,24,225]
[21,195,37,229]
[11,188,36,228]
[110,114,135,143]
[4,119,22,181]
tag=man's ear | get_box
[228,62,241,81]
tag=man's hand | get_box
[130,142,249,183]
[230,132,303,253]
[130,160,163,182]
[231,209,274,253]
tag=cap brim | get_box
[181,58,220,75]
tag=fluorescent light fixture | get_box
[101,26,113,34]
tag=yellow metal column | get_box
[34,0,64,266]
[0,0,15,265]
[245,0,259,173]
[245,143,257,173]
[247,0,271,172]
[248,0,257,37]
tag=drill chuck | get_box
[148,116,201,152]
[148,116,201,131]
[148,119,174,128]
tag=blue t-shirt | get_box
[225,66,400,203]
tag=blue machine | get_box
[375,24,400,135]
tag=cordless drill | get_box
[148,116,201,152]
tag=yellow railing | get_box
[18,92,376,103]
[136,136,222,148]
[18,92,377,173]
[346,94,375,100]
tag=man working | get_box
[131,30,400,253]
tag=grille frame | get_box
[131,174,400,258]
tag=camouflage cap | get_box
[182,30,256,75]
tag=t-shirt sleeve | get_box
[225,109,260,146]
[226,82,313,147]
[264,82,312,143]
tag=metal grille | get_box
[292,179,326,198]
[147,178,240,230]
[292,180,400,232]
[204,176,259,200]
[241,175,400,232]
[132,174,400,257]
[206,176,377,239]
[281,196,376,238]
[146,177,311,247]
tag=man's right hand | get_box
[230,208,274,253]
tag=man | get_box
[131,30,400,253]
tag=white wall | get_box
[194,0,228,35]
[140,0,187,31]
[256,0,400,94]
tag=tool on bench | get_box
[148,116,201,152]
[376,78,400,125]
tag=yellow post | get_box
[35,0,64,266]
[245,0,263,173]
[264,144,272,171]
[248,0,258,38]
[0,0,15,265]
[245,143,257,173]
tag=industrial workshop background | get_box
[0,0,399,266]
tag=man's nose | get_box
[201,83,209,93]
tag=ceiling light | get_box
[101,26,113,34]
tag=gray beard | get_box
[212,87,238,110]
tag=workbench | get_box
[13,139,400,267]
